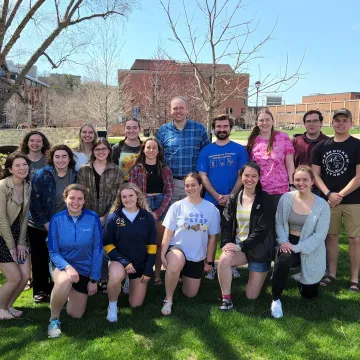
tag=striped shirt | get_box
[235,196,251,243]
[156,119,210,177]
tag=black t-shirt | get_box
[311,136,360,204]
[145,164,164,194]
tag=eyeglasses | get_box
[304,120,320,125]
[94,148,109,153]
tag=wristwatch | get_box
[89,279,97,284]
[326,190,332,198]
[206,261,215,266]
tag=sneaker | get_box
[232,267,241,279]
[218,298,234,311]
[291,272,301,282]
[123,276,130,295]
[161,300,173,316]
[271,299,283,319]
[106,306,118,323]
[48,318,61,338]
[205,266,216,280]
[34,291,48,303]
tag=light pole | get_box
[255,81,261,115]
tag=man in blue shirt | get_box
[157,96,210,203]
[197,114,248,279]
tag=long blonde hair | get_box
[74,123,98,152]
[110,183,149,213]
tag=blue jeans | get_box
[146,193,166,220]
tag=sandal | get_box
[320,275,335,287]
[349,282,360,292]
[99,281,108,294]
[0,309,15,320]
[8,307,23,318]
[24,279,32,291]
[154,276,164,286]
[161,300,172,316]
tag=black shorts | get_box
[167,247,204,279]
[50,263,89,295]
[128,267,145,280]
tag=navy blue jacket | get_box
[30,166,77,227]
[103,208,157,277]
[48,209,103,281]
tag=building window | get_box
[226,107,233,115]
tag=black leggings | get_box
[272,234,319,300]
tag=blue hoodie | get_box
[48,208,103,281]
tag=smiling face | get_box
[332,115,352,135]
[144,140,159,162]
[121,188,138,211]
[184,177,202,198]
[65,190,85,216]
[9,157,29,180]
[81,125,96,144]
[53,150,70,172]
[293,170,314,193]
[125,120,140,141]
[93,143,110,161]
[28,134,43,153]
[170,98,188,123]
[304,113,322,137]
[241,166,259,192]
[214,119,231,140]
[257,112,274,136]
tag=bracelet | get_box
[326,190,332,198]
[236,244,242,251]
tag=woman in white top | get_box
[72,123,98,171]
[271,165,330,319]
[161,173,220,316]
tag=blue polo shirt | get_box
[196,141,248,204]
[156,119,210,177]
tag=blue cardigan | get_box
[48,209,103,281]
[30,166,77,227]
[275,191,330,284]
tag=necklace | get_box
[145,164,156,175]
[14,184,24,204]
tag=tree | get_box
[160,0,304,135]
[0,0,137,116]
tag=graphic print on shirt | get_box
[209,152,236,169]
[182,212,208,232]
[322,150,349,177]
[119,152,138,181]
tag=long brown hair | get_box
[90,138,112,162]
[131,137,166,175]
[18,130,51,155]
[246,109,276,156]
[0,152,31,182]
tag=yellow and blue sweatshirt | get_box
[103,208,157,277]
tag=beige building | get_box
[269,92,360,127]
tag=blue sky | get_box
[36,0,360,105]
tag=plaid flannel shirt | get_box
[156,119,210,177]
[129,164,174,218]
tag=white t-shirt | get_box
[163,198,220,262]
[73,151,90,171]
[122,208,140,222]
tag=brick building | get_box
[268,92,360,127]
[118,59,249,130]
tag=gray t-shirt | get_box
[163,198,220,262]
[29,155,47,181]
[54,170,73,214]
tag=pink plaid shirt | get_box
[129,164,174,218]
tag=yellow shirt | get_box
[235,195,251,243]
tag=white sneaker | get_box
[232,267,241,279]
[271,299,283,319]
[123,276,130,295]
[106,306,118,322]
[291,272,301,282]
[161,300,173,316]
[205,266,216,280]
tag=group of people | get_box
[0,95,358,338]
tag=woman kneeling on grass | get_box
[47,184,103,338]
[103,183,156,322]
[217,161,276,310]
[160,173,220,316]
[270,165,330,319]
[0,153,31,320]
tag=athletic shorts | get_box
[167,247,204,279]
[50,263,90,294]
[329,204,360,237]
[127,266,145,280]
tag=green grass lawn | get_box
[1,236,360,360]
